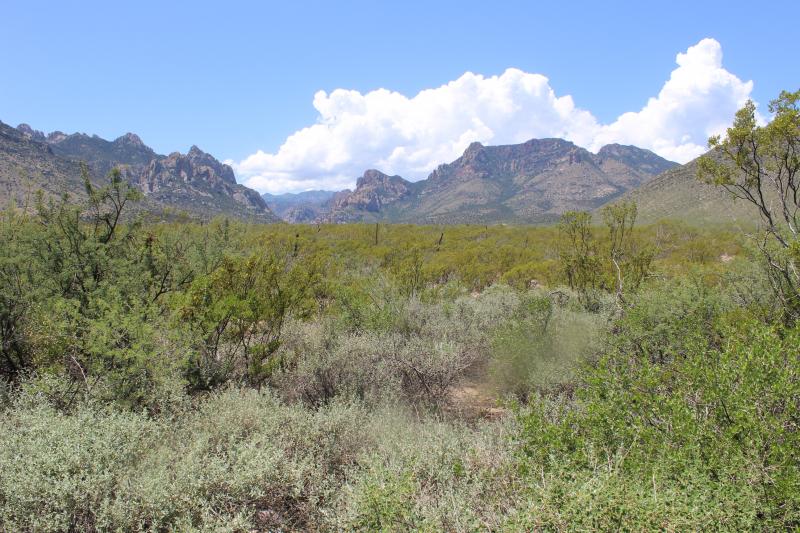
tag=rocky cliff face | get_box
[137,146,236,192]
[0,121,278,222]
[323,169,412,222]
[129,145,272,219]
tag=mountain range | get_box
[265,139,679,224]
[2,119,754,226]
[0,121,279,222]
[262,190,336,223]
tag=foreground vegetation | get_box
[1,92,799,531]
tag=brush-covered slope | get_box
[0,122,89,207]
[616,152,760,226]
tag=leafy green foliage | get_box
[559,211,603,309]
[516,278,800,529]
[489,292,604,400]
[560,204,654,310]
[180,251,321,388]
[699,89,800,317]
[602,201,654,306]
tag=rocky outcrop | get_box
[16,124,46,142]
[138,146,236,192]
[128,146,274,220]
[323,170,413,222]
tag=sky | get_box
[2,0,798,193]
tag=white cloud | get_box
[589,38,755,162]
[235,38,755,194]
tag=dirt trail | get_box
[447,367,508,420]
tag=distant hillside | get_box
[315,139,677,224]
[1,121,279,222]
[0,122,89,207]
[262,190,336,222]
[615,151,760,226]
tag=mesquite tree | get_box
[699,89,800,317]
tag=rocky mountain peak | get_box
[152,146,237,187]
[594,143,678,175]
[323,169,412,221]
[46,131,68,143]
[254,136,681,224]
[114,132,145,147]
[356,169,402,187]
[596,143,629,157]
[188,145,204,157]
[362,168,387,180]
[16,124,46,142]
[128,145,272,218]
[185,145,233,174]
[464,141,484,155]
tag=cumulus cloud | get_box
[235,38,755,194]
[589,39,755,162]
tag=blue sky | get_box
[2,1,797,193]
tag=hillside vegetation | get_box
[617,153,762,226]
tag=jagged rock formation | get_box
[125,145,274,221]
[0,120,278,222]
[322,170,413,222]
[0,121,88,207]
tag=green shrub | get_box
[489,292,604,399]
[332,409,520,532]
[0,387,375,531]
[515,285,800,529]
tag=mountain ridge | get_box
[309,139,677,224]
[9,118,732,227]
[262,190,337,223]
[0,121,279,222]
